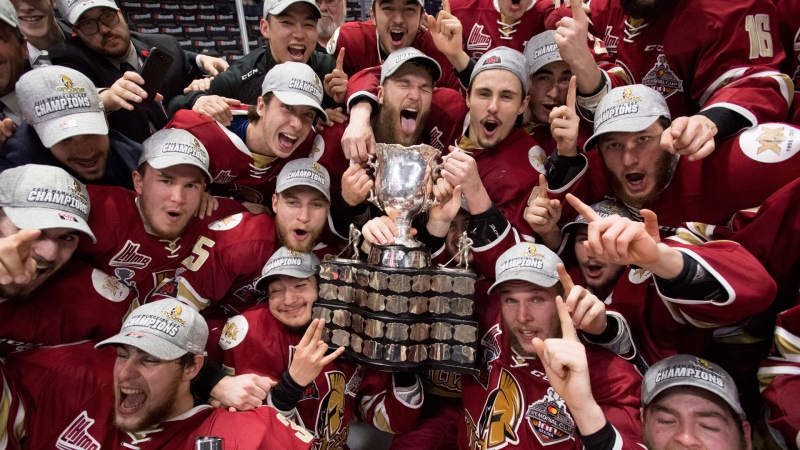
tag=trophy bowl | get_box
[369,143,441,248]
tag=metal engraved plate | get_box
[338,286,356,303]
[363,340,383,359]
[429,296,451,314]
[409,297,428,314]
[430,322,453,340]
[412,275,431,292]
[350,334,363,353]
[369,271,389,290]
[450,298,474,317]
[357,269,370,286]
[408,344,428,362]
[332,329,350,347]
[319,283,338,300]
[384,344,407,362]
[388,274,412,293]
[321,327,331,342]
[332,309,352,327]
[365,319,384,338]
[340,265,356,283]
[385,323,409,341]
[386,295,409,314]
[351,314,364,333]
[428,343,451,361]
[355,289,368,307]
[453,277,475,295]
[452,345,476,364]
[319,263,338,281]
[314,307,332,323]
[431,275,452,293]
[367,293,385,312]
[454,324,478,343]
[409,323,430,341]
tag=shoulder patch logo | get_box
[209,213,243,230]
[467,24,492,52]
[628,267,652,284]
[429,126,445,151]
[526,387,575,446]
[327,27,340,55]
[58,411,100,450]
[110,240,152,269]
[739,123,800,163]
[91,268,130,302]
[218,315,249,350]
[528,145,547,174]
[310,134,325,161]
[642,54,684,98]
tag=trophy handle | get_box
[367,153,378,171]
[367,188,382,210]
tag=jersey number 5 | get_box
[745,14,773,59]
[182,236,216,271]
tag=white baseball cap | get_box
[57,0,119,25]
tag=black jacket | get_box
[167,44,338,115]
[50,32,203,143]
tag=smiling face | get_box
[252,94,317,158]
[11,0,55,40]
[598,120,675,209]
[73,7,129,60]
[113,345,200,433]
[273,185,329,253]
[528,61,571,124]
[0,23,28,97]
[0,212,80,299]
[498,280,561,356]
[263,4,318,64]
[574,226,624,300]
[267,274,318,329]
[643,386,750,450]
[376,62,433,146]
[370,0,422,54]
[467,70,529,149]
[49,134,110,181]
[133,164,206,241]
[497,0,534,23]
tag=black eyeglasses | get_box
[74,10,120,36]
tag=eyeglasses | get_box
[74,10,120,36]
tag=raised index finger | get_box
[336,48,345,71]
[537,173,549,199]
[556,263,574,293]
[566,76,577,113]
[571,0,587,22]
[441,0,450,14]
[299,318,320,347]
[555,295,578,341]
[565,194,601,222]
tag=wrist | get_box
[426,218,451,238]
[570,401,606,436]
[642,243,684,279]
[287,366,309,387]
[451,51,471,72]
[464,184,491,215]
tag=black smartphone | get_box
[139,47,174,105]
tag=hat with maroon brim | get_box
[584,84,670,150]
[96,299,208,360]
[0,165,95,242]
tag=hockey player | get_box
[545,84,800,236]
[217,248,424,448]
[75,128,243,301]
[167,62,328,211]
[3,299,316,448]
[460,242,643,448]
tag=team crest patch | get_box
[209,213,243,230]
[428,126,445,151]
[110,240,152,269]
[58,411,100,450]
[642,54,684,98]
[528,146,547,174]
[310,134,325,161]
[739,124,800,163]
[91,268,130,302]
[467,24,491,52]
[345,365,366,397]
[526,387,575,446]
[218,315,248,350]
[465,369,523,450]
[212,169,236,184]
[316,371,348,449]
[602,25,619,54]
[628,267,652,284]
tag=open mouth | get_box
[292,229,309,241]
[119,388,146,414]
[278,132,298,149]
[166,211,181,220]
[287,44,306,59]
[509,0,521,9]
[584,263,604,278]
[625,173,645,192]
[400,108,418,135]
[540,102,559,115]
[19,15,44,23]
[389,29,405,45]
[482,118,499,135]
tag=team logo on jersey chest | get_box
[58,411,100,450]
[642,54,684,99]
[602,26,619,54]
[428,126,445,151]
[477,324,502,388]
[739,124,800,163]
[212,169,236,184]
[316,371,348,450]
[526,387,575,446]
[110,240,152,269]
[465,369,523,450]
[467,24,492,52]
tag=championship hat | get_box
[255,246,321,291]
[584,84,671,150]
[0,0,18,28]
[488,242,561,293]
[560,199,634,233]
[96,299,208,360]
[139,129,212,181]
[17,67,107,148]
[275,157,331,200]
[470,46,530,94]
[262,62,328,122]
[523,30,563,75]
[0,165,95,242]
[643,354,746,421]
[380,47,442,85]
[57,0,119,25]
[263,0,321,19]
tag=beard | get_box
[609,151,678,209]
[318,16,338,40]
[276,216,323,253]
[619,0,671,19]
[375,98,429,147]
[114,374,181,433]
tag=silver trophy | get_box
[367,143,441,268]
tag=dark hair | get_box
[371,0,424,15]
[247,92,275,123]
[656,116,671,130]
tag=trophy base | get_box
[368,244,431,269]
